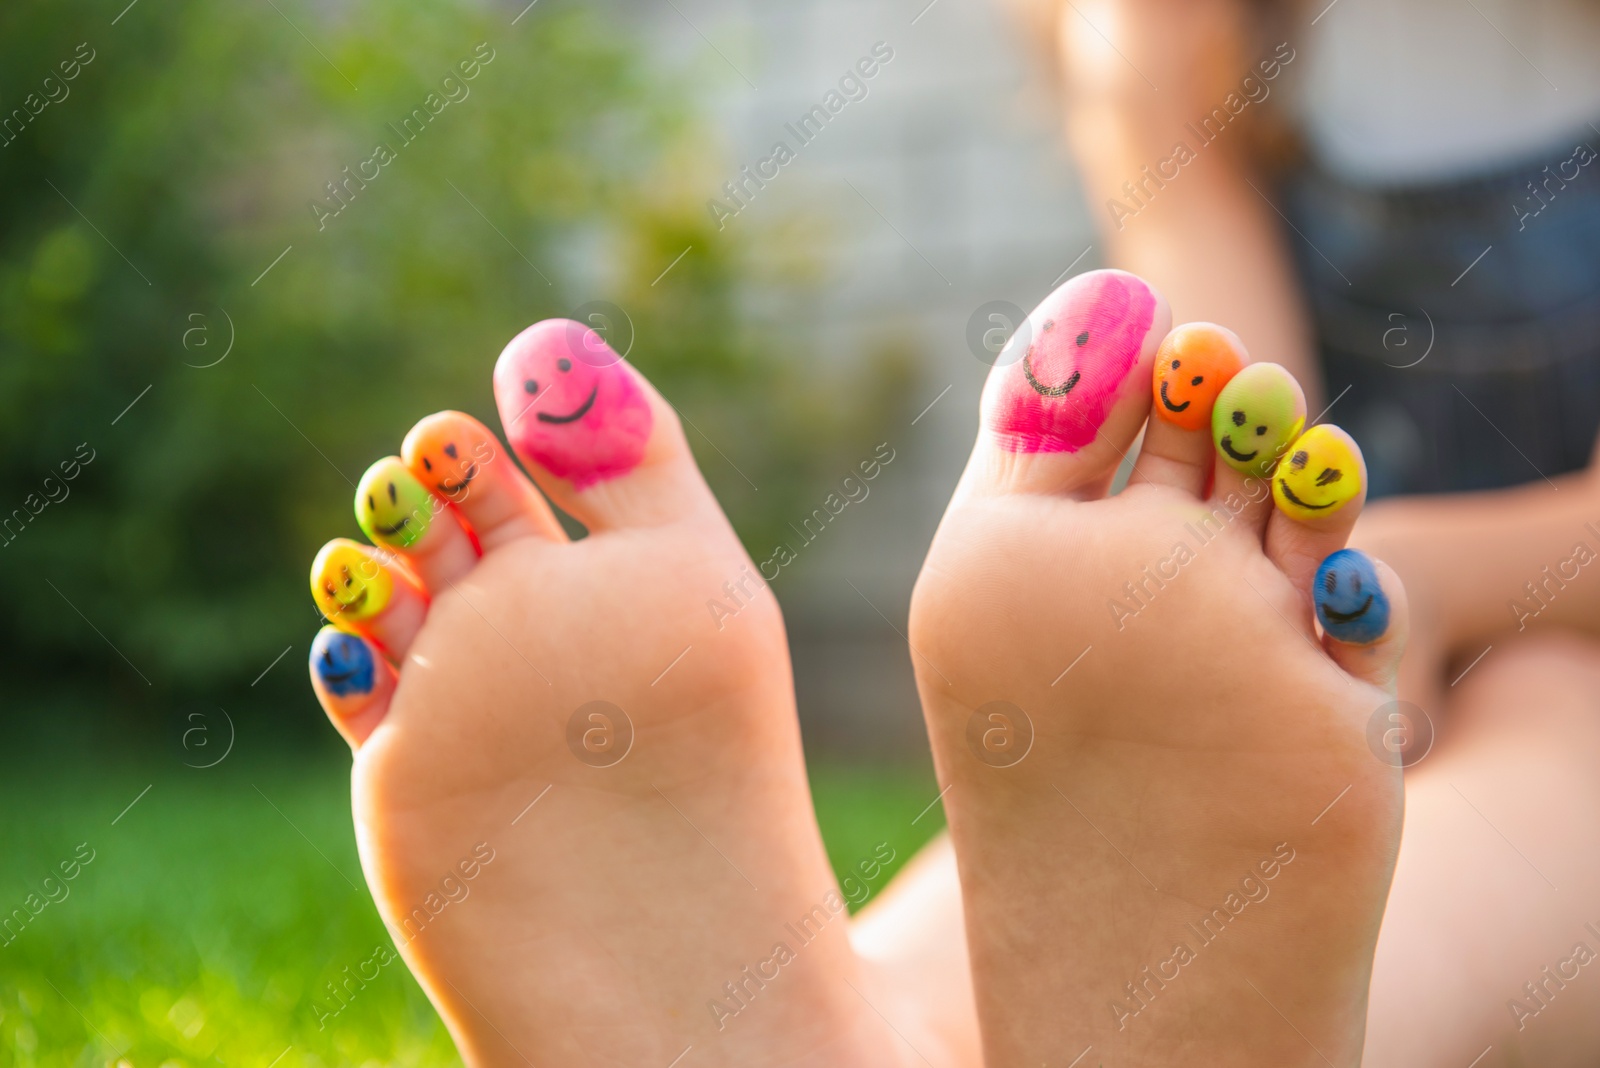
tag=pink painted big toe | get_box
[492,319,653,489]
[988,270,1159,453]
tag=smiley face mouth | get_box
[1278,480,1337,510]
[1159,380,1190,413]
[1022,352,1081,398]
[320,666,360,686]
[1321,594,1374,624]
[537,385,599,425]
[1219,436,1258,463]
[438,463,478,496]
[373,516,411,537]
[334,588,369,615]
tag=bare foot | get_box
[910,272,1410,1065]
[306,320,931,1067]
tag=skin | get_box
[1274,425,1363,520]
[1151,322,1246,431]
[310,539,394,627]
[1211,363,1305,478]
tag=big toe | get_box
[967,269,1170,500]
[491,318,722,533]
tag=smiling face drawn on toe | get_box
[1315,549,1390,644]
[405,414,499,502]
[1273,424,1363,520]
[1211,363,1306,476]
[988,270,1160,453]
[356,459,434,550]
[492,319,653,489]
[1151,323,1246,431]
[312,627,377,697]
[310,540,393,627]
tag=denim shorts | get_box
[1282,127,1600,497]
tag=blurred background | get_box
[0,0,1092,1061]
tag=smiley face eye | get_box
[1315,467,1343,486]
[1350,573,1362,594]
[1323,571,1337,594]
[1171,359,1181,369]
[1191,375,1203,386]
[386,482,397,504]
[443,443,458,459]
[421,457,432,472]
[1075,331,1089,346]
[1255,425,1267,435]
[1232,410,1247,427]
[1290,450,1309,470]
[366,494,375,510]
[524,379,539,395]
[557,357,572,372]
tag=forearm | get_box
[1054,1,1323,404]
[1355,468,1600,655]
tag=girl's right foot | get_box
[307,321,942,1067]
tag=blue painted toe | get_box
[1314,549,1390,645]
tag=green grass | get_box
[0,756,942,1066]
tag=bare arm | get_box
[1052,0,1323,406]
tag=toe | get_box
[970,269,1170,500]
[1129,322,1247,496]
[1210,362,1307,538]
[309,626,397,748]
[1315,550,1409,691]
[491,319,718,531]
[310,538,428,659]
[401,411,565,551]
[356,456,479,589]
[1264,423,1367,602]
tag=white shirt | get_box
[1290,0,1600,184]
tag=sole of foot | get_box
[306,320,931,1067]
[910,271,1409,1066]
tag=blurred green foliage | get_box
[0,0,910,732]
